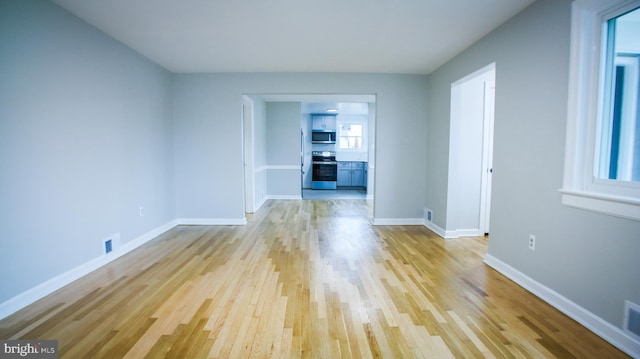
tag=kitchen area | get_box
[301,102,374,200]
[242,95,375,211]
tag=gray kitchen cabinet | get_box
[352,162,365,186]
[337,162,351,186]
[337,162,366,187]
[311,114,337,130]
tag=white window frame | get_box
[561,0,640,221]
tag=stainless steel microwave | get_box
[311,130,336,144]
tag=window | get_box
[596,8,640,182]
[339,123,364,150]
[561,0,640,221]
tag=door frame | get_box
[447,63,496,237]
[242,95,255,213]
[479,80,495,234]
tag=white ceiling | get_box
[52,0,535,75]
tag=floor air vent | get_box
[425,208,433,222]
[624,300,640,340]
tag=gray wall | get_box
[266,102,302,197]
[0,1,174,303]
[426,0,640,331]
[172,73,428,221]
[12,1,632,348]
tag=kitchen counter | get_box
[335,151,368,162]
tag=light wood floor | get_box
[0,200,629,358]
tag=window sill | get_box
[560,189,640,221]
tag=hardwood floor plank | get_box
[0,199,631,358]
[0,302,65,339]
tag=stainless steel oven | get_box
[311,151,337,189]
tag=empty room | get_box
[1,0,639,357]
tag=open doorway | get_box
[447,63,496,237]
[301,100,376,200]
[242,94,376,211]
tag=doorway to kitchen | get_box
[241,94,376,212]
[301,99,376,200]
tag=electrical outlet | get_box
[529,234,536,251]
[139,206,144,217]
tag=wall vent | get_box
[624,300,640,340]
[102,233,120,255]
[104,239,113,254]
[424,208,433,222]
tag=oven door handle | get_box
[312,161,338,165]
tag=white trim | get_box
[266,195,301,200]
[266,165,300,171]
[177,218,247,226]
[254,196,268,211]
[449,228,484,238]
[423,222,483,239]
[255,165,268,173]
[243,95,256,214]
[0,219,178,320]
[452,62,496,85]
[484,254,640,358]
[480,80,495,234]
[560,189,640,221]
[372,218,424,225]
[424,220,448,238]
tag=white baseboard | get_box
[423,221,482,239]
[452,228,483,237]
[177,218,247,225]
[0,219,178,321]
[254,196,268,212]
[121,220,178,253]
[484,254,640,358]
[424,220,448,238]
[266,195,302,200]
[372,218,424,225]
